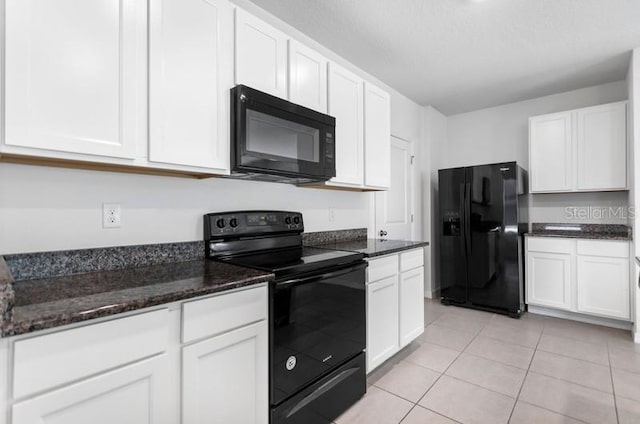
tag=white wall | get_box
[423,106,447,297]
[0,164,370,254]
[444,81,629,225]
[0,0,428,257]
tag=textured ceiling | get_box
[249,0,640,115]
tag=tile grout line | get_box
[412,313,492,421]
[607,343,621,424]
[507,314,545,423]
[516,400,592,424]
[535,345,610,367]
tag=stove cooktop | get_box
[218,246,364,278]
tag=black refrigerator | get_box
[438,162,528,317]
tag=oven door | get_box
[270,262,366,407]
[231,85,336,181]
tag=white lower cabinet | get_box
[577,255,630,319]
[367,275,399,372]
[182,320,268,424]
[525,237,631,321]
[13,355,171,424]
[526,251,572,310]
[366,248,424,373]
[399,266,425,348]
[5,285,269,424]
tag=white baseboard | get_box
[528,305,633,331]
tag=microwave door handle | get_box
[276,263,366,289]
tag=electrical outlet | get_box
[328,208,335,222]
[103,203,121,228]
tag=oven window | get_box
[246,109,320,163]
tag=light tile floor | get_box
[335,299,640,424]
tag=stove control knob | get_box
[293,216,300,225]
[229,218,239,228]
[216,218,226,229]
[284,216,292,225]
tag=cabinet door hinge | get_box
[411,214,414,223]
[410,155,415,165]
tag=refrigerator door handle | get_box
[465,182,471,257]
[459,183,466,258]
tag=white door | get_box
[366,275,399,373]
[182,321,268,424]
[363,82,391,189]
[13,356,172,424]
[399,267,425,348]
[235,8,287,98]
[288,41,327,112]
[526,251,572,310]
[148,0,232,171]
[576,102,627,191]
[529,112,573,192]
[577,256,630,319]
[328,62,364,186]
[4,0,145,160]
[375,137,412,240]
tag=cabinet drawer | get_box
[367,254,398,283]
[13,308,169,399]
[526,237,574,254]
[577,240,629,258]
[182,285,267,344]
[400,248,423,272]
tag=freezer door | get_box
[466,163,521,314]
[438,167,468,303]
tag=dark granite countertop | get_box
[307,239,429,258]
[0,259,273,338]
[526,223,632,241]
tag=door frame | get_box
[372,135,415,240]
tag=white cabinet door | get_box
[576,102,627,191]
[526,251,572,310]
[529,112,573,192]
[4,0,145,159]
[148,0,232,171]
[328,62,364,186]
[363,82,391,189]
[13,355,172,424]
[183,321,268,424]
[366,275,399,372]
[235,8,287,98]
[288,41,327,112]
[577,256,630,319]
[399,267,424,348]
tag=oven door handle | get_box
[276,263,366,289]
[285,366,360,419]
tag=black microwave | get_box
[230,85,336,183]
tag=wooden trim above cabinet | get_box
[0,153,220,179]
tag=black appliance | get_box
[204,211,366,424]
[230,85,336,183]
[438,162,528,317]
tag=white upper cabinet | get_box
[4,0,146,160]
[328,63,364,186]
[529,101,627,193]
[364,82,391,189]
[529,112,573,192]
[148,0,232,172]
[576,102,627,191]
[235,8,287,98]
[288,41,327,113]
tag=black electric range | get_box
[205,211,366,424]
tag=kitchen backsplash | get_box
[3,241,204,282]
